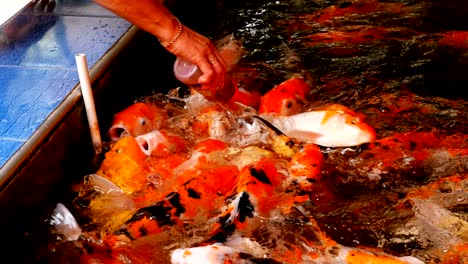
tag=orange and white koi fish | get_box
[288,143,324,192]
[135,130,188,157]
[171,244,244,264]
[171,242,279,264]
[108,102,168,141]
[209,157,306,242]
[259,104,376,147]
[258,76,311,116]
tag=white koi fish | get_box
[134,130,187,157]
[258,104,376,147]
[171,244,243,264]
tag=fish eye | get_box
[139,117,147,126]
[351,119,357,125]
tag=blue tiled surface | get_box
[0,68,78,139]
[0,140,24,166]
[43,0,118,17]
[0,16,130,68]
[0,0,132,167]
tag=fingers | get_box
[167,26,228,88]
[197,48,227,88]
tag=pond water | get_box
[36,0,467,263]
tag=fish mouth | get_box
[135,136,151,156]
[109,124,131,141]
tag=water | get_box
[203,0,468,261]
[40,0,468,263]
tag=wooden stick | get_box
[75,53,102,155]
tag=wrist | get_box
[158,16,183,48]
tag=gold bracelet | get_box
[160,17,183,48]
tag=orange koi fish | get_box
[190,103,230,139]
[171,138,229,176]
[227,85,262,110]
[258,76,311,116]
[108,102,168,141]
[125,164,239,239]
[97,137,148,194]
[259,104,376,147]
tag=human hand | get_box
[165,23,228,90]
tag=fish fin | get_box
[208,191,255,242]
[253,115,286,136]
[286,130,322,143]
[49,203,82,241]
[226,191,254,224]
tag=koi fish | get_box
[322,244,425,264]
[135,130,188,157]
[171,244,244,264]
[259,76,311,116]
[189,103,232,139]
[227,85,262,110]
[108,102,168,141]
[73,174,137,234]
[96,137,148,194]
[125,164,239,239]
[172,138,229,177]
[209,157,297,241]
[171,242,280,264]
[288,143,324,192]
[259,104,376,147]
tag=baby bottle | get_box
[173,58,236,101]
[173,57,202,86]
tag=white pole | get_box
[75,53,102,155]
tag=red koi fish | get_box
[258,77,311,116]
[108,102,168,141]
[259,104,376,147]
